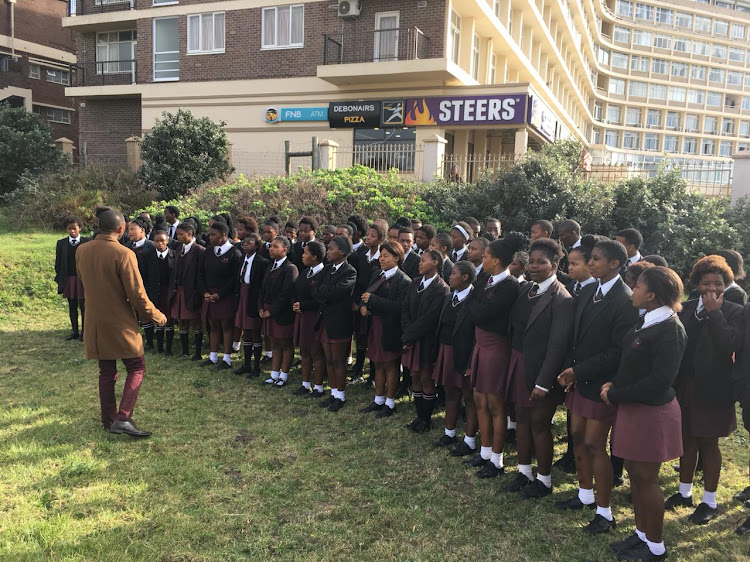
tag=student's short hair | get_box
[373,219,390,235]
[481,232,497,242]
[298,216,318,231]
[616,228,644,250]
[336,224,353,237]
[305,240,326,262]
[418,225,437,240]
[380,240,405,264]
[236,216,258,233]
[643,255,668,267]
[210,221,229,236]
[422,249,444,274]
[689,255,734,286]
[532,219,554,235]
[152,228,169,239]
[242,232,262,247]
[713,249,745,281]
[595,238,629,269]
[165,205,180,218]
[398,227,414,238]
[63,215,83,228]
[640,267,684,312]
[513,251,529,267]
[395,216,412,228]
[489,232,527,266]
[529,238,564,264]
[285,220,298,230]
[453,260,477,283]
[464,216,480,231]
[263,220,280,232]
[435,233,452,253]
[469,237,489,251]
[626,261,655,280]
[557,219,581,235]
[347,214,368,237]
[176,221,195,235]
[267,215,282,225]
[273,235,291,251]
[484,217,501,227]
[451,221,473,241]
[368,223,385,242]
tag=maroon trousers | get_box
[97,355,146,427]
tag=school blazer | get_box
[148,248,176,303]
[510,279,576,393]
[441,258,454,283]
[569,277,639,401]
[54,237,91,293]
[127,240,159,302]
[467,275,521,335]
[434,291,477,374]
[260,259,299,326]
[676,298,744,410]
[733,303,750,414]
[312,262,357,339]
[238,254,270,318]
[355,251,382,300]
[474,268,490,289]
[168,242,204,311]
[291,240,313,272]
[400,251,421,280]
[198,246,243,300]
[687,286,748,306]
[258,242,272,261]
[362,269,411,352]
[401,276,450,363]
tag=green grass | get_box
[0,225,748,561]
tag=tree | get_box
[0,103,67,194]
[138,109,234,200]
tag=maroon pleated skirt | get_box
[261,304,293,339]
[235,284,262,330]
[506,349,563,409]
[294,310,320,349]
[402,341,431,373]
[367,316,401,363]
[320,324,351,345]
[171,286,200,321]
[677,379,737,438]
[432,343,470,390]
[470,328,510,396]
[566,386,616,425]
[63,275,84,299]
[202,287,236,321]
[612,398,683,462]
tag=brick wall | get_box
[77,98,141,165]
[1,0,76,54]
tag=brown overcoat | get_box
[76,233,163,360]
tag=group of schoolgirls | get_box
[57,210,750,560]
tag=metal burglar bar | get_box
[71,60,137,86]
[585,162,733,197]
[442,153,523,183]
[323,27,430,65]
[335,144,423,177]
[68,0,135,15]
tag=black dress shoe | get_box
[555,496,596,510]
[434,434,458,448]
[610,533,644,554]
[735,485,750,503]
[410,419,432,434]
[553,452,577,474]
[201,359,217,367]
[273,378,287,387]
[504,472,534,492]
[217,361,232,370]
[688,502,717,525]
[520,479,553,499]
[65,332,79,341]
[735,516,750,535]
[328,398,346,412]
[264,376,278,385]
[319,395,335,408]
[617,541,667,561]
[260,355,272,364]
[233,365,251,376]
[476,463,504,478]
[375,406,395,418]
[306,389,325,398]
[108,419,151,437]
[450,441,476,457]
[405,417,421,430]
[464,453,488,467]
[293,386,311,396]
[191,353,202,361]
[360,401,383,413]
[664,493,693,511]
[584,514,616,535]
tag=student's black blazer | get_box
[168,242,204,311]
[467,275,521,335]
[569,277,639,401]
[291,240,311,272]
[362,269,411,352]
[312,262,357,339]
[733,303,750,420]
[676,298,744,409]
[258,242,272,261]
[237,253,270,318]
[401,275,450,364]
[474,268,489,289]
[355,251,382,301]
[198,245,243,300]
[260,259,299,326]
[400,251,421,280]
[127,239,159,301]
[441,257,454,282]
[435,291,476,373]
[148,248,176,303]
[688,286,748,306]
[510,279,576,392]
[54,237,91,293]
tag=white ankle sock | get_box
[596,505,613,521]
[314,384,324,392]
[209,352,218,363]
[445,428,456,438]
[507,417,517,430]
[635,528,646,542]
[702,490,717,509]
[518,464,534,480]
[578,487,595,505]
[266,351,272,358]
[385,397,395,409]
[537,473,552,488]
[480,446,492,461]
[302,381,311,389]
[490,451,504,469]
[232,341,240,352]
[374,395,385,405]
[270,370,280,381]
[222,353,231,365]
[332,389,341,400]
[464,435,476,449]
[647,540,666,556]
[338,390,345,402]
[279,371,288,382]
[679,481,693,498]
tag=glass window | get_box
[623,132,639,149]
[262,5,304,49]
[599,47,610,65]
[646,109,660,126]
[607,104,622,123]
[709,68,725,83]
[633,30,651,46]
[28,63,40,79]
[96,30,136,75]
[649,83,667,99]
[673,38,690,53]
[723,118,735,134]
[730,48,745,62]
[449,10,461,65]
[704,116,717,133]
[733,23,746,39]
[652,59,668,74]
[692,41,709,56]
[695,16,711,33]
[45,107,71,124]
[611,52,628,68]
[614,26,630,43]
[488,50,496,84]
[712,45,727,60]
[713,20,729,36]
[635,2,652,19]
[702,139,715,155]
[741,122,750,136]
[629,80,648,97]
[707,92,723,107]
[671,62,687,78]
[153,17,179,81]
[676,12,692,29]
[690,65,706,80]
[45,68,70,85]
[609,78,626,94]
[655,7,672,24]
[669,86,686,102]
[594,101,603,120]
[653,34,671,49]
[644,134,659,151]
[631,56,648,72]
[664,135,678,151]
[626,107,642,125]
[187,12,225,54]
[683,137,697,153]
[744,97,750,110]
[719,141,732,157]
[665,111,679,129]
[728,71,743,86]
[605,130,619,147]
[688,89,705,104]
[471,34,480,80]
[685,114,699,130]
[617,0,633,17]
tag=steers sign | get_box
[404,95,527,126]
[328,101,382,128]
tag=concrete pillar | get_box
[488,134,503,155]
[422,134,448,182]
[125,136,142,172]
[514,128,529,158]
[459,18,475,72]
[731,151,750,203]
[226,140,233,167]
[473,130,488,179]
[54,137,75,159]
[319,139,339,171]
[452,129,470,179]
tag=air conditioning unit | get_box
[338,0,361,17]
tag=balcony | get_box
[72,60,137,87]
[68,0,135,16]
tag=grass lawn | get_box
[0,224,748,561]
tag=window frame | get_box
[28,63,40,79]
[187,12,226,55]
[261,4,305,50]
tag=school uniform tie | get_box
[594,287,604,303]
[240,260,249,282]
[215,248,221,256]
[271,261,279,271]
[528,283,539,297]
[487,277,494,287]
[451,251,458,262]
[574,281,581,295]
[307,268,315,278]
[418,280,425,291]
[452,294,459,306]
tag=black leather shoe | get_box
[610,533,644,554]
[108,419,151,437]
[434,434,458,448]
[555,495,596,510]
[735,486,750,503]
[191,353,202,361]
[217,361,231,370]
[260,355,272,364]
[264,376,278,385]
[306,389,325,398]
[553,452,577,474]
[360,401,383,413]
[319,395,335,408]
[375,406,395,418]
[328,398,346,412]
[273,378,287,387]
[293,386,310,396]
[504,472,534,492]
[65,332,79,341]
[584,514,616,535]
[464,454,488,467]
[476,463,504,478]
[233,365,251,376]
[450,441,476,457]
[405,417,421,430]
[520,479,553,499]
[688,502,717,525]
[664,493,693,511]
[735,516,750,535]
[410,419,432,434]
[616,541,667,560]
[202,359,217,367]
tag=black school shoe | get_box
[736,516,750,535]
[405,417,421,431]
[664,493,693,511]
[450,441,476,457]
[520,479,553,499]
[328,398,346,412]
[292,386,310,396]
[504,472,534,493]
[201,359,218,368]
[410,419,432,434]
[688,502,718,525]
[217,361,232,370]
[464,454,488,468]
[584,514,617,535]
[360,401,383,413]
[735,486,750,503]
[306,389,326,398]
[553,451,577,474]
[617,541,667,561]
[434,434,458,448]
[610,533,644,554]
[375,406,395,418]
[555,495,597,510]
[319,395,335,408]
[476,463,504,479]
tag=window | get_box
[609,78,626,94]
[626,107,642,125]
[664,135,678,151]
[707,92,723,107]
[644,134,659,150]
[629,80,647,97]
[690,65,706,80]
[713,20,729,36]
[692,41,709,56]
[732,24,746,40]
[46,107,71,124]
[730,48,745,62]
[723,117,735,134]
[709,68,725,83]
[728,71,743,86]
[592,128,602,144]
[633,30,651,46]
[695,16,711,33]
[685,114,699,131]
[653,34,671,49]
[262,5,304,49]
[652,59,668,74]
[666,111,679,129]
[688,89,705,104]
[646,109,660,126]
[656,7,672,24]
[153,17,179,81]
[45,68,70,85]
[649,83,667,99]
[683,137,697,153]
[614,26,630,43]
[28,63,40,79]
[488,50,496,84]
[741,122,750,136]
[744,97,750,110]
[669,86,686,102]
[635,3,652,20]
[711,45,727,60]
[630,56,648,72]
[598,47,610,65]
[605,130,619,147]
[623,132,639,149]
[187,12,225,54]
[702,139,715,155]
[449,10,461,65]
[617,0,633,17]
[705,116,717,133]
[96,30,136,74]
[471,34,480,80]
[720,141,732,156]
[594,101,603,120]
[676,12,692,29]
[673,38,690,53]
[612,52,628,68]
[671,62,687,78]
[746,74,750,87]
[607,104,622,123]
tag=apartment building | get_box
[1,0,78,146]
[62,0,750,174]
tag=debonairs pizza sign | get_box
[404,95,527,126]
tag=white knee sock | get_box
[480,446,492,461]
[209,351,218,363]
[222,353,231,365]
[647,540,666,556]
[490,451,504,469]
[385,397,395,409]
[444,428,456,438]
[537,473,552,488]
[464,435,476,449]
[374,395,385,405]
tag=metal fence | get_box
[585,162,733,197]
[231,150,288,177]
[323,27,431,65]
[335,143,423,178]
[442,153,522,183]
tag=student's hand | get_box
[293,302,301,313]
[210,293,220,302]
[361,292,371,303]
[352,302,359,312]
[403,342,414,350]
[702,291,723,312]
[557,368,576,392]
[530,387,548,400]
[155,312,168,326]
[359,306,369,317]
[203,292,212,301]
[600,382,614,405]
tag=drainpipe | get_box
[9,0,16,59]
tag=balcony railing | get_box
[323,27,431,65]
[71,60,137,87]
[68,0,135,16]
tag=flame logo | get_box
[405,99,435,125]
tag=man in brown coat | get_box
[76,209,167,437]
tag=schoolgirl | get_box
[198,221,243,369]
[312,236,357,411]
[509,251,529,284]
[429,233,455,282]
[233,232,269,377]
[151,229,176,355]
[415,225,436,255]
[127,215,158,350]
[602,267,687,561]
[449,222,473,263]
[466,237,489,287]
[398,228,421,280]
[260,235,299,386]
[360,241,411,418]
[291,216,318,271]
[259,219,279,261]
[401,250,450,433]
[556,239,639,535]
[686,250,747,305]
[235,216,259,243]
[169,220,205,360]
[55,215,89,341]
[666,255,744,525]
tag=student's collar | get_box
[597,275,619,297]
[332,261,344,272]
[579,277,596,288]
[215,241,233,255]
[382,266,398,279]
[69,235,81,243]
[726,282,739,291]
[534,274,556,294]
[183,240,194,252]
[309,263,324,276]
[420,273,438,289]
[474,262,483,273]
[640,306,675,330]
[367,248,380,261]
[404,248,412,259]
[454,284,473,302]
[274,256,288,267]
[571,238,582,249]
[353,240,362,251]
[697,295,704,313]
[629,252,642,265]
[157,249,169,258]
[133,238,146,248]
[490,268,510,285]
[244,252,256,262]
